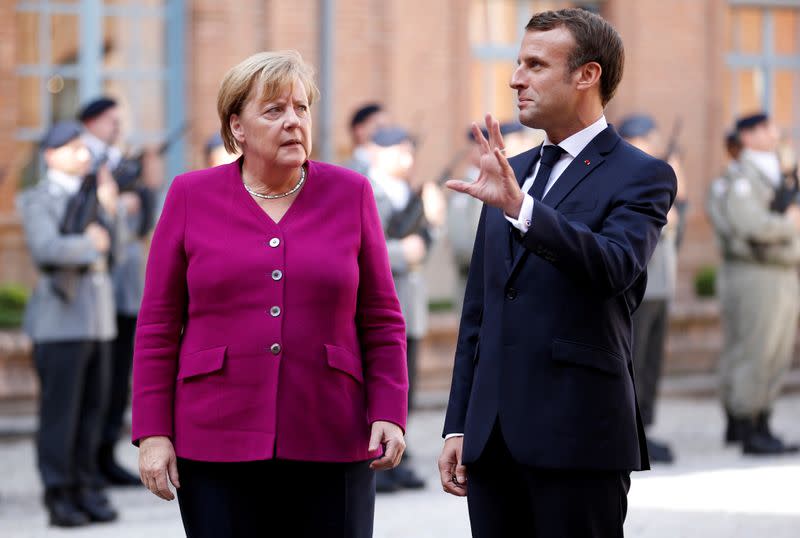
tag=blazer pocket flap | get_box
[325,344,364,383]
[177,345,227,381]
[551,339,622,377]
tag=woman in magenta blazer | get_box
[132,50,408,538]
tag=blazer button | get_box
[270,306,281,317]
[505,287,518,300]
[269,237,280,248]
[272,270,283,281]
[270,343,281,355]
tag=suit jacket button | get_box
[269,238,281,247]
[270,306,281,317]
[272,270,283,281]
[505,288,518,300]
[270,343,281,355]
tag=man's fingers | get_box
[168,457,181,489]
[445,180,478,198]
[472,122,491,153]
[455,463,468,486]
[487,114,505,153]
[442,478,468,497]
[438,460,455,489]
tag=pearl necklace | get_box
[244,165,306,200]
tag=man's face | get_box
[353,111,388,146]
[45,138,92,176]
[85,106,121,145]
[374,141,415,179]
[740,122,780,153]
[510,28,579,131]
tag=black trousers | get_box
[176,458,376,538]
[34,340,111,489]
[631,299,668,427]
[407,336,419,410]
[467,423,630,538]
[101,314,136,445]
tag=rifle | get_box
[111,122,188,235]
[47,172,104,302]
[771,165,800,213]
[661,118,682,163]
[113,121,189,191]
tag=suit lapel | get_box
[507,126,621,276]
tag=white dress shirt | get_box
[741,148,781,187]
[505,115,608,233]
[47,169,83,195]
[444,115,608,442]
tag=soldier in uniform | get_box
[17,122,122,526]
[343,103,388,176]
[716,113,800,455]
[446,127,486,312]
[79,97,150,485]
[366,126,430,492]
[618,115,680,463]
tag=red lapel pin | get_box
[584,160,591,165]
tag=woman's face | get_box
[230,79,312,170]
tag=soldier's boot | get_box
[742,417,799,455]
[755,412,799,453]
[43,487,90,527]
[73,487,118,523]
[724,410,746,444]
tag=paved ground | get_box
[1,394,799,537]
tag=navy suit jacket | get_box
[443,125,677,471]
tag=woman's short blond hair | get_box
[217,50,320,154]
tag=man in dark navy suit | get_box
[438,9,676,538]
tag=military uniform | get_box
[712,150,800,452]
[18,122,124,525]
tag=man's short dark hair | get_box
[526,8,624,106]
[350,103,383,130]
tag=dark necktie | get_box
[508,145,565,261]
[528,145,566,201]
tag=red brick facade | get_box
[1,0,795,299]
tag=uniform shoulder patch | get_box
[733,178,751,197]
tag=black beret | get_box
[40,121,83,150]
[618,114,657,139]
[735,112,769,132]
[350,103,383,129]
[372,126,413,147]
[77,97,118,123]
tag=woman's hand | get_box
[139,435,180,501]
[368,421,406,471]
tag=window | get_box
[14,0,186,188]
[725,1,800,148]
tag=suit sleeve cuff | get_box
[504,194,534,233]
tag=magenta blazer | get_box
[131,160,408,462]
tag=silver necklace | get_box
[244,166,306,200]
